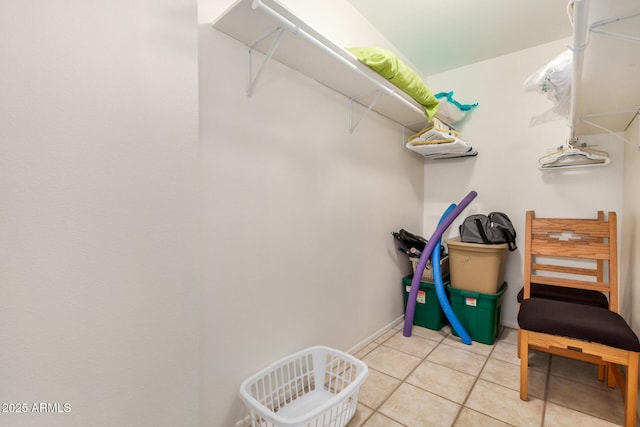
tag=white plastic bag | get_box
[433,91,478,125]
[523,49,572,126]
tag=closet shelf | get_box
[571,0,640,141]
[212,0,430,133]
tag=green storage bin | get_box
[402,275,448,331]
[448,282,507,345]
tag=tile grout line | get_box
[450,326,518,427]
[373,328,446,426]
[358,326,631,426]
[355,339,409,427]
[356,327,452,426]
[369,325,506,426]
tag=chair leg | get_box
[608,362,617,388]
[624,352,639,427]
[517,303,521,359]
[519,329,529,401]
[598,364,605,381]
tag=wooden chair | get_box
[518,211,640,427]
[516,211,610,381]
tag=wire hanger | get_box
[538,138,610,170]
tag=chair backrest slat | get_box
[531,241,612,259]
[531,263,598,277]
[529,275,611,293]
[530,218,610,237]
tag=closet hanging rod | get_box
[568,0,590,140]
[250,0,425,118]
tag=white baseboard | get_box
[502,320,518,330]
[346,315,404,355]
[346,316,518,356]
[234,414,251,427]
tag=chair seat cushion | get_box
[517,283,609,308]
[518,298,640,352]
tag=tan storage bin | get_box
[445,237,508,294]
[409,256,449,282]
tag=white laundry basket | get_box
[239,346,368,427]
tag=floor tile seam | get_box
[488,350,555,374]
[486,354,521,370]
[547,371,625,398]
[462,377,548,427]
[475,373,545,400]
[547,370,623,392]
[354,342,380,360]
[379,340,438,361]
[423,342,491,378]
[354,340,407,419]
[450,342,499,426]
[368,412,410,427]
[376,329,446,372]
[546,391,628,424]
[356,330,519,426]
[412,334,449,346]
[393,337,441,382]
[360,376,410,426]
[355,328,446,425]
[355,331,437,420]
[353,404,375,427]
[410,358,478,385]
[362,366,405,385]
[508,350,625,427]
[373,335,394,346]
[544,399,627,426]
[391,326,450,344]
[436,339,495,357]
[356,366,407,411]
[366,340,465,424]
[390,337,493,426]
[458,407,519,427]
[399,377,470,413]
[383,380,466,420]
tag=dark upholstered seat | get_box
[516,283,609,308]
[519,298,640,352]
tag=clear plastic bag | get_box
[523,49,572,126]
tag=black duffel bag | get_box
[460,212,517,251]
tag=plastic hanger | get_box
[538,139,610,170]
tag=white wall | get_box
[0,2,200,426]
[622,111,640,418]
[622,114,640,327]
[198,1,424,425]
[423,38,625,328]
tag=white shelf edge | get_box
[211,0,430,133]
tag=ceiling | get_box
[346,0,574,76]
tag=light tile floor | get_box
[347,324,637,427]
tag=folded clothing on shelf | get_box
[405,118,477,159]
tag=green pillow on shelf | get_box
[347,46,439,120]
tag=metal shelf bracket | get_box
[247,26,285,97]
[348,90,386,133]
[590,11,640,44]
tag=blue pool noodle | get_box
[403,190,477,337]
[432,204,472,344]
